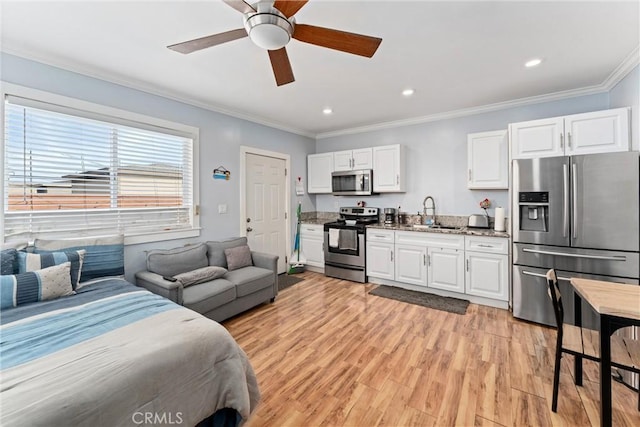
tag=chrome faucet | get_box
[423,196,436,225]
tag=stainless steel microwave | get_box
[331,169,374,196]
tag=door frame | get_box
[239,146,291,270]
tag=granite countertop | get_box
[300,218,334,225]
[366,223,510,238]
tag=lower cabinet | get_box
[366,229,396,280]
[300,224,324,269]
[427,247,465,293]
[366,229,509,308]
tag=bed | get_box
[0,276,260,426]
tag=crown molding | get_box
[601,46,639,91]
[0,48,315,139]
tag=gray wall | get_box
[314,93,613,217]
[1,53,316,281]
[609,65,639,151]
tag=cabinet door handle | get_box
[390,250,394,262]
[466,259,469,271]
[468,169,472,181]
[423,254,426,266]
[477,244,493,248]
[567,132,572,149]
[396,174,399,185]
[427,254,431,266]
[560,133,564,150]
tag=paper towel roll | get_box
[494,207,506,232]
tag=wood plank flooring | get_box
[223,272,640,427]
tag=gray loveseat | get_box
[135,237,278,322]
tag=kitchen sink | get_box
[411,224,461,230]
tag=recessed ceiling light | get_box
[402,89,415,96]
[525,58,542,68]
[322,108,333,115]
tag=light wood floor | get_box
[224,272,640,427]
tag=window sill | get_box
[124,228,201,246]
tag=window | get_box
[2,90,199,244]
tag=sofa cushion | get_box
[224,266,273,297]
[182,278,236,313]
[173,266,228,287]
[207,238,247,268]
[1,248,18,275]
[225,245,253,271]
[147,243,208,278]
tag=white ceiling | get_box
[1,1,638,137]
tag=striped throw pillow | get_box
[17,250,85,290]
[34,235,124,284]
[0,262,74,309]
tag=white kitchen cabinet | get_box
[373,144,405,193]
[300,224,324,270]
[467,130,508,189]
[333,148,373,171]
[510,108,630,159]
[394,243,427,287]
[307,153,333,193]
[427,247,465,293]
[464,236,509,302]
[366,229,395,280]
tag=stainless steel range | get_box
[324,207,379,283]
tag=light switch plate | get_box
[218,204,227,214]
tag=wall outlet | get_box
[218,204,227,214]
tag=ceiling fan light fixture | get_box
[245,12,293,50]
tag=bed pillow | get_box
[1,248,18,275]
[17,250,86,290]
[0,262,74,309]
[34,235,124,284]
[207,237,248,268]
[224,245,253,271]
[173,266,228,287]
[146,243,208,278]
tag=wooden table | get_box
[570,277,640,427]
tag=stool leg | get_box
[552,340,563,412]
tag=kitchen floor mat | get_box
[278,273,304,291]
[368,285,469,315]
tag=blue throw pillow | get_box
[17,250,85,290]
[34,235,124,284]
[1,263,74,309]
[1,248,18,275]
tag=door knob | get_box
[246,227,253,232]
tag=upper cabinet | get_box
[333,148,373,171]
[467,130,508,189]
[510,108,630,159]
[307,152,333,194]
[373,144,406,193]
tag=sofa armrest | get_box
[251,251,279,298]
[135,271,184,305]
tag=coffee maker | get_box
[383,208,396,225]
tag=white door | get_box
[565,108,630,155]
[465,252,508,301]
[366,242,394,280]
[427,247,464,293]
[246,153,287,273]
[510,117,565,159]
[395,244,427,286]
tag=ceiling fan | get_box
[168,0,382,86]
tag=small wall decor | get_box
[213,166,231,180]
[295,176,305,196]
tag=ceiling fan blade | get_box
[273,0,309,18]
[222,0,256,14]
[268,48,295,86]
[293,24,382,58]
[167,28,247,54]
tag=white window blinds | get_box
[3,96,195,240]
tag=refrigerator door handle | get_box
[522,248,627,261]
[522,270,571,281]
[563,163,569,238]
[572,162,578,239]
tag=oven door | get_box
[324,229,365,268]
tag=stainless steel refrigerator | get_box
[512,151,639,387]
